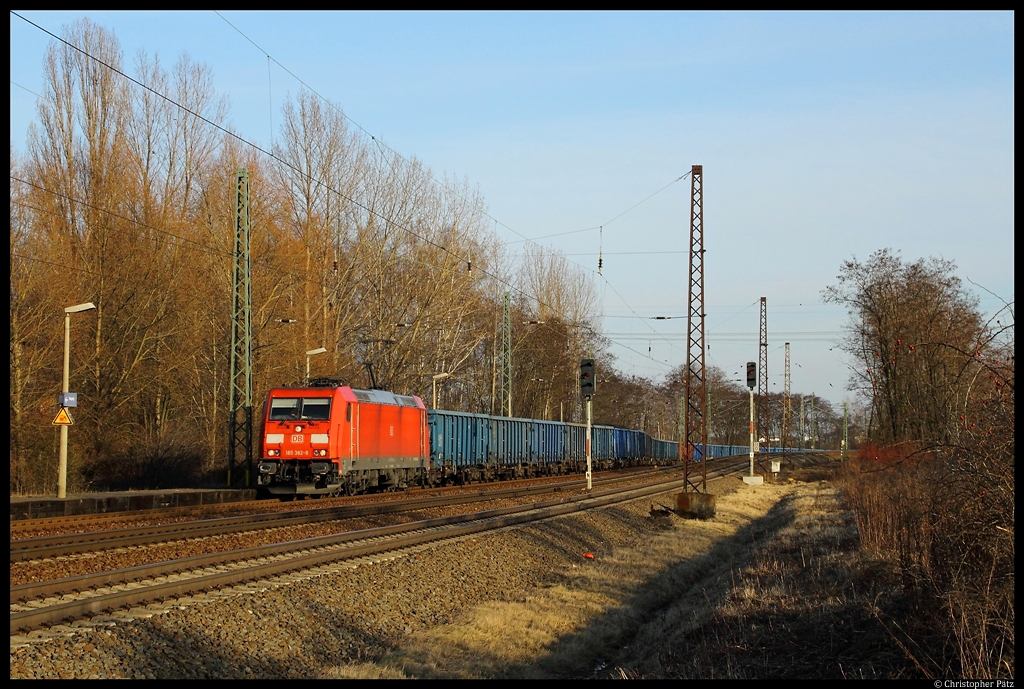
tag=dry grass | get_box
[323,480,842,678]
[645,484,917,679]
[836,450,1015,679]
[320,459,1013,679]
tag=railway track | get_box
[10,457,769,634]
[9,471,704,633]
[10,467,672,562]
[8,466,662,538]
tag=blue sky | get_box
[10,11,1015,408]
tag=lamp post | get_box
[59,302,96,499]
[432,372,451,409]
[305,347,328,383]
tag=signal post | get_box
[580,358,595,491]
[743,361,763,485]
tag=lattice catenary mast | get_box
[683,164,707,493]
[757,296,769,476]
[782,342,791,455]
[228,169,253,487]
[500,291,512,417]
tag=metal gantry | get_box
[683,164,707,493]
[228,168,253,488]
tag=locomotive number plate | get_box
[291,434,304,443]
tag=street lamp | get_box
[432,372,451,409]
[305,347,328,383]
[58,302,96,498]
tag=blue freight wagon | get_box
[427,409,681,484]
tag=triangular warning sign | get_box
[52,407,74,426]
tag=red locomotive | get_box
[258,380,428,497]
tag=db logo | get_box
[291,435,304,443]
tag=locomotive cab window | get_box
[269,397,331,421]
[301,397,331,420]
[269,398,300,420]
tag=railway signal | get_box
[579,357,597,492]
[580,358,596,397]
[743,361,762,485]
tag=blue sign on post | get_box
[58,392,78,408]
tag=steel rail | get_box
[10,468,677,562]
[12,470,734,634]
[9,466,665,531]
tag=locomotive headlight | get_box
[295,425,303,432]
[266,449,278,457]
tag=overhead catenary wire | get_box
[500,173,690,247]
[10,79,45,100]
[565,251,689,256]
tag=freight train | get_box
[256,380,680,497]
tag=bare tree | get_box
[823,249,985,445]
[9,18,627,493]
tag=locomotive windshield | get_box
[300,397,331,420]
[269,397,332,421]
